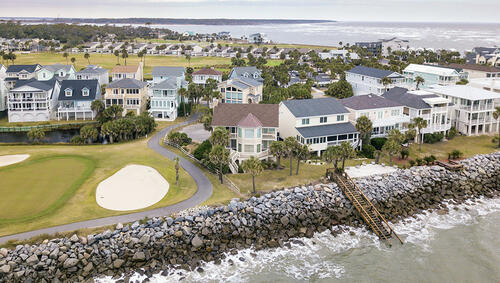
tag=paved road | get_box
[0,114,213,244]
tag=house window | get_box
[244,128,254,138]
[337,115,344,121]
[257,144,261,153]
[65,89,72,97]
[238,128,242,138]
[391,109,399,116]
[244,144,254,152]
[257,128,261,138]
[301,118,310,125]
[238,143,242,152]
[82,88,89,96]
[378,111,383,119]
[320,116,328,123]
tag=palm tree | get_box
[84,53,91,64]
[241,156,263,194]
[174,157,180,185]
[415,76,425,90]
[121,49,129,65]
[339,141,356,171]
[323,145,341,170]
[493,106,500,148]
[8,52,15,65]
[355,116,373,148]
[80,125,98,144]
[185,54,191,67]
[284,137,298,176]
[381,77,392,91]
[405,124,417,148]
[0,50,4,65]
[63,52,69,64]
[138,51,144,65]
[413,117,428,151]
[209,145,229,184]
[91,100,105,121]
[114,50,120,64]
[269,141,286,168]
[178,87,188,117]
[382,139,401,166]
[295,144,309,175]
[387,129,405,145]
[70,57,76,66]
[210,127,229,147]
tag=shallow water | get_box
[98,197,500,283]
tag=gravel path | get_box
[0,114,213,244]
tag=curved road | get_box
[0,114,213,244]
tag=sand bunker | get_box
[345,163,398,178]
[0,154,30,167]
[96,164,169,211]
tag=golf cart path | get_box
[0,113,213,244]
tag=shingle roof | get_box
[341,94,403,110]
[6,64,40,73]
[107,78,147,89]
[193,68,222,76]
[12,78,56,92]
[76,66,108,75]
[347,65,401,79]
[153,77,178,90]
[297,123,357,138]
[58,80,99,101]
[42,64,73,73]
[443,63,500,73]
[212,104,279,127]
[237,113,263,127]
[111,65,140,73]
[282,98,349,118]
[151,66,185,77]
[230,67,263,81]
[382,87,435,109]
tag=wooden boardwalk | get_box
[328,170,403,246]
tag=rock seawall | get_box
[1,153,499,282]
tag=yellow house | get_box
[104,78,148,115]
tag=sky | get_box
[1,0,499,23]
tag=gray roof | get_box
[107,78,147,89]
[151,66,185,78]
[238,76,262,87]
[12,78,56,92]
[341,94,403,110]
[230,67,263,82]
[153,77,178,90]
[297,123,357,138]
[231,80,251,90]
[282,98,349,118]
[382,87,437,109]
[347,65,402,79]
[6,64,40,73]
[42,64,73,73]
[59,80,99,101]
[76,66,108,75]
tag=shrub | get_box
[400,148,410,159]
[70,135,85,144]
[415,158,424,166]
[370,137,387,151]
[361,144,375,159]
[167,131,192,146]
[408,160,416,167]
[193,140,212,160]
[423,156,435,165]
[446,127,458,140]
[27,128,45,144]
[261,160,278,170]
[450,150,463,159]
[424,132,444,144]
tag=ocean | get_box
[97,196,500,282]
[117,21,499,52]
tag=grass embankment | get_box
[379,135,498,166]
[0,120,197,237]
[0,116,96,127]
[11,52,283,79]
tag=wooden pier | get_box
[327,169,403,246]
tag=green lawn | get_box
[0,120,197,237]
[0,156,94,222]
[10,52,282,77]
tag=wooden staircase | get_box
[328,170,403,246]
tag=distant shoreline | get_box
[0,17,335,26]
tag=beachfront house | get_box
[4,64,42,90]
[382,87,452,137]
[7,78,60,122]
[212,103,279,173]
[403,64,461,89]
[380,37,410,56]
[37,64,76,81]
[75,65,110,86]
[341,94,410,138]
[443,63,500,79]
[104,78,148,115]
[57,80,101,120]
[346,65,406,96]
[149,67,187,121]
[111,63,143,81]
[218,78,263,105]
[427,85,500,136]
[192,68,223,86]
[279,98,359,156]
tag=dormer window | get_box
[82,88,90,96]
[65,88,73,97]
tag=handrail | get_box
[344,173,404,245]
